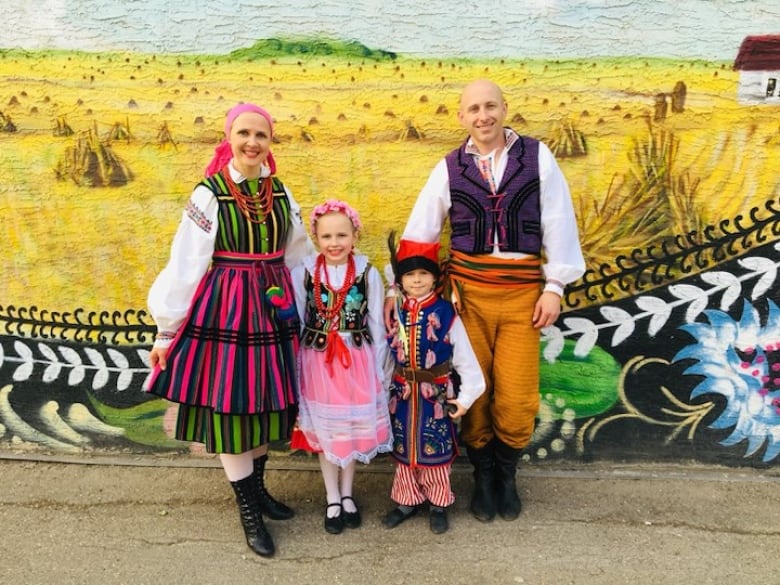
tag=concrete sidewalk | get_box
[0,454,777,585]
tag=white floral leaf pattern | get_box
[700,271,741,311]
[562,317,598,357]
[12,341,33,382]
[634,296,671,336]
[600,306,635,345]
[738,256,776,300]
[541,326,564,362]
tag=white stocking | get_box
[340,461,357,513]
[319,454,342,516]
[219,451,254,482]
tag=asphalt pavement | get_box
[0,453,778,585]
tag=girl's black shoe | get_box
[341,496,362,529]
[324,503,344,534]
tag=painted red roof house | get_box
[733,35,780,103]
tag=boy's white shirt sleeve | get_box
[147,185,218,348]
[449,316,486,410]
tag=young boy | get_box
[382,237,486,534]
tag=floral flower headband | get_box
[310,199,363,234]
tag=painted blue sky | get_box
[1,0,779,60]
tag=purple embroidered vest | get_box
[445,134,541,254]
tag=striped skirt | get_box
[146,251,299,453]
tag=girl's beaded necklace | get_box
[312,253,356,323]
[222,165,273,223]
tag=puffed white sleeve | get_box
[401,158,451,243]
[283,186,316,268]
[380,157,451,299]
[147,185,218,348]
[449,316,486,410]
[367,265,392,388]
[538,142,586,295]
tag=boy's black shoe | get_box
[429,507,449,534]
[381,506,418,529]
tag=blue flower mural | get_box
[675,300,780,462]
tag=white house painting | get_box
[734,35,780,103]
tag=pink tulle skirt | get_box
[295,340,392,468]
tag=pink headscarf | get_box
[204,103,277,177]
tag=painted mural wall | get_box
[1,0,780,467]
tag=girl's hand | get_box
[446,400,467,420]
[150,346,168,371]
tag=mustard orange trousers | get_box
[457,282,541,450]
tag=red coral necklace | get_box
[313,253,356,322]
[222,166,273,223]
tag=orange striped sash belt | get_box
[445,249,542,309]
[446,249,543,288]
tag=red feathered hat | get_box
[395,239,441,281]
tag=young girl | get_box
[290,199,393,535]
[382,236,485,534]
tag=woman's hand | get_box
[150,346,168,370]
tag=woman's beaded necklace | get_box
[312,253,356,323]
[222,165,273,223]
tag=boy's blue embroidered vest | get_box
[445,134,542,255]
[300,265,372,351]
[387,295,460,467]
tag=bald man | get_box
[396,79,585,522]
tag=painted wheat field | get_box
[2,44,779,316]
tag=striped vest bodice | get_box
[200,173,292,254]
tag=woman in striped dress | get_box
[145,103,312,558]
